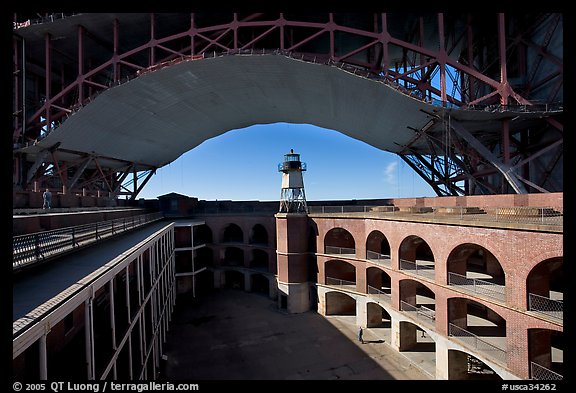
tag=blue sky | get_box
[137,122,437,201]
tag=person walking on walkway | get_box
[358,326,364,344]
[42,188,52,209]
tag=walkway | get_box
[13,220,170,322]
[161,289,432,380]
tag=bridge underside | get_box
[12,13,563,200]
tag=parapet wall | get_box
[389,192,563,210]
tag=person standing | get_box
[358,326,364,344]
[42,188,52,209]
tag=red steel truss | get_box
[12,13,563,200]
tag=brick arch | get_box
[525,256,563,313]
[446,242,505,285]
[221,222,244,243]
[399,234,435,262]
[324,259,356,283]
[324,227,356,251]
[365,230,391,258]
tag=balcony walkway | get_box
[13,220,171,323]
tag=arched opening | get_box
[222,223,243,243]
[249,249,269,271]
[366,266,392,304]
[249,224,269,245]
[325,291,356,315]
[194,224,213,246]
[324,227,355,256]
[399,235,435,279]
[397,320,436,378]
[447,350,501,380]
[366,230,391,266]
[399,279,436,327]
[222,247,244,267]
[447,298,507,365]
[447,243,505,302]
[528,329,563,380]
[526,257,563,321]
[366,302,391,329]
[250,273,270,297]
[324,259,356,288]
[224,270,245,290]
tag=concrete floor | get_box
[161,289,432,381]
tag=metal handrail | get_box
[399,259,435,277]
[308,205,563,228]
[531,361,563,380]
[366,250,391,260]
[448,323,507,364]
[528,293,563,321]
[448,272,506,302]
[400,301,436,324]
[367,285,392,304]
[325,276,356,287]
[13,212,164,270]
[325,246,356,255]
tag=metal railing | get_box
[13,212,164,271]
[448,323,507,365]
[448,272,507,302]
[324,246,356,256]
[400,301,436,327]
[308,205,563,229]
[529,293,563,321]
[367,285,392,305]
[325,276,356,288]
[309,205,397,214]
[531,362,563,380]
[366,251,392,267]
[399,259,435,278]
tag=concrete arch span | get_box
[21,53,546,174]
[23,54,437,171]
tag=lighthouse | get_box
[278,149,308,213]
[275,149,312,313]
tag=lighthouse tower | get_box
[278,149,308,213]
[275,149,311,313]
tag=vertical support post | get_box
[44,33,52,134]
[125,264,133,379]
[498,13,509,106]
[84,296,95,379]
[133,168,138,199]
[113,19,120,83]
[233,13,238,51]
[150,13,155,66]
[22,37,26,143]
[39,330,49,380]
[381,13,389,77]
[108,280,118,379]
[190,13,196,56]
[13,37,21,134]
[279,13,285,50]
[329,13,335,59]
[437,13,447,105]
[419,17,426,98]
[502,118,510,165]
[466,14,475,103]
[77,25,84,106]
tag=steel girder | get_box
[12,12,563,199]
